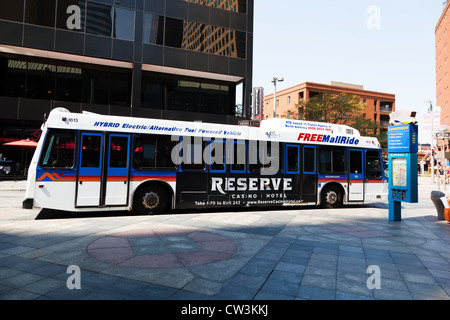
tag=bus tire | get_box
[133,184,169,215]
[321,185,342,208]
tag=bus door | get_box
[348,149,364,202]
[76,133,104,207]
[285,144,301,202]
[302,145,317,203]
[76,133,130,207]
[104,134,130,206]
[365,149,383,201]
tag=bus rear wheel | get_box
[321,185,342,208]
[133,184,169,215]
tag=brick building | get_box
[264,81,395,129]
[436,1,450,127]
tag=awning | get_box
[3,139,38,148]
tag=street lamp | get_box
[425,100,435,183]
[272,77,284,118]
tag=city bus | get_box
[23,107,388,214]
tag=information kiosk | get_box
[387,123,418,221]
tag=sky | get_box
[252,0,445,143]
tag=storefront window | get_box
[0,54,132,107]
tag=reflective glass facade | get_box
[0,0,253,168]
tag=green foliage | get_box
[293,91,365,124]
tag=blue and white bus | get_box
[23,108,388,214]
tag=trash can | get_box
[430,190,446,220]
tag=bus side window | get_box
[39,130,77,169]
[209,139,226,172]
[133,135,155,169]
[333,147,346,174]
[286,145,300,174]
[81,135,102,168]
[180,137,207,171]
[318,147,346,174]
[156,136,177,169]
[110,136,128,168]
[366,150,382,179]
[304,146,315,173]
[318,147,332,173]
[133,134,177,170]
[231,140,246,172]
[248,141,282,174]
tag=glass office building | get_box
[0,0,253,171]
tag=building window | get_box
[26,62,57,100]
[0,1,25,22]
[141,73,234,116]
[235,31,246,58]
[0,55,132,107]
[287,96,291,104]
[55,65,83,103]
[184,0,247,14]
[143,13,164,45]
[56,0,86,31]
[86,2,113,37]
[25,0,56,27]
[85,3,134,40]
[142,13,245,58]
[83,68,132,106]
[114,7,135,41]
[186,22,210,53]
[0,58,26,98]
[114,0,135,9]
[165,17,186,48]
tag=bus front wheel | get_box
[321,185,342,208]
[133,184,169,215]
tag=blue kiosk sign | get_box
[387,124,418,153]
[387,124,418,221]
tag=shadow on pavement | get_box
[34,203,374,220]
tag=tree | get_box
[352,114,387,148]
[283,91,365,125]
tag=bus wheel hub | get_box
[326,191,337,204]
[142,192,159,209]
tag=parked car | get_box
[0,160,15,175]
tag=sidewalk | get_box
[0,176,449,301]
[0,180,27,191]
